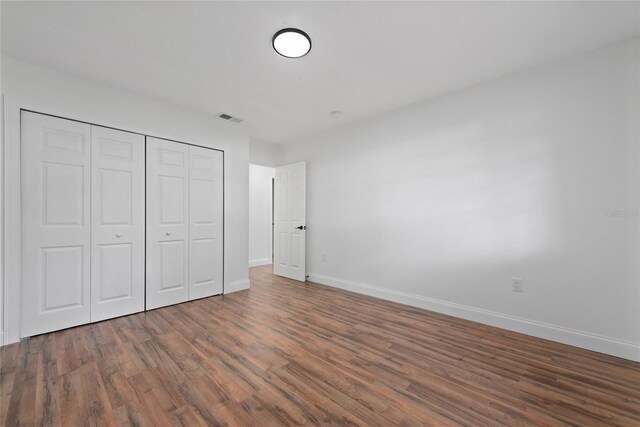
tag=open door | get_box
[273,162,306,281]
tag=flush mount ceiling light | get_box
[272,28,311,58]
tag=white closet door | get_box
[189,146,223,299]
[21,112,91,337]
[146,137,190,309]
[91,126,145,321]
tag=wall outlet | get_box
[512,278,523,292]
[321,254,327,262]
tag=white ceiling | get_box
[2,1,639,144]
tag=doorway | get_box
[249,164,275,267]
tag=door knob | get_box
[295,225,306,230]
[115,233,122,238]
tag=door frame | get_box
[2,95,225,345]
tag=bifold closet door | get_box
[21,113,146,337]
[146,137,224,309]
[21,112,92,337]
[146,137,190,309]
[90,126,145,322]
[189,146,223,299]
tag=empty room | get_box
[1,1,640,425]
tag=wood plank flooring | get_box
[2,264,639,426]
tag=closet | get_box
[20,111,224,338]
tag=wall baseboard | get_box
[308,273,640,362]
[249,258,272,268]
[226,279,250,294]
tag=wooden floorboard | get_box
[1,264,639,426]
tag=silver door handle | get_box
[115,233,123,238]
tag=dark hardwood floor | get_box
[1,265,639,426]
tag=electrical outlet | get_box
[512,278,523,293]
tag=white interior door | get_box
[189,146,224,299]
[146,137,190,309]
[91,126,145,321]
[273,162,306,281]
[21,112,91,337]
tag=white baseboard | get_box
[249,258,272,268]
[308,273,640,362]
[226,279,250,294]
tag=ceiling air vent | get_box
[217,113,243,123]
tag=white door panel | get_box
[146,137,190,309]
[21,112,92,337]
[189,146,223,299]
[91,126,145,321]
[274,162,306,281]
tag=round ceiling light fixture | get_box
[272,28,312,58]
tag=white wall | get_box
[1,56,251,343]
[282,38,640,361]
[249,164,275,267]
[249,138,282,167]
